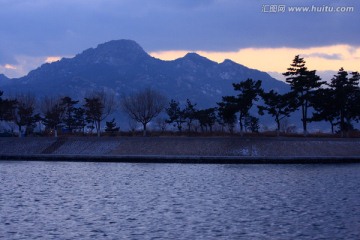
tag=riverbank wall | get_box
[0,137,359,163]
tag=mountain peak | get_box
[96,39,144,52]
[177,52,217,66]
[183,52,208,61]
[76,39,150,64]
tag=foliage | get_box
[258,90,297,135]
[105,118,120,134]
[195,108,217,132]
[283,55,325,135]
[222,78,262,136]
[61,96,79,132]
[84,90,116,137]
[41,97,65,137]
[166,99,185,132]
[328,68,360,135]
[217,101,237,133]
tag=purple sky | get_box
[0,0,359,78]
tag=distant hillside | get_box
[2,39,288,108]
[0,74,10,87]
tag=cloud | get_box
[151,44,360,78]
[0,0,359,77]
[302,53,343,60]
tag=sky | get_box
[0,0,359,81]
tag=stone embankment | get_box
[0,137,359,163]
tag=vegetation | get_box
[121,88,167,136]
[0,55,359,137]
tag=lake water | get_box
[0,161,359,240]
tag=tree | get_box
[61,96,79,132]
[166,99,185,132]
[283,55,325,135]
[12,93,38,137]
[222,79,262,136]
[84,90,116,137]
[73,107,87,134]
[328,68,360,136]
[195,108,217,133]
[41,96,65,137]
[183,99,197,132]
[217,101,237,133]
[121,88,167,136]
[0,90,16,122]
[258,90,297,136]
[245,115,260,133]
[105,118,120,135]
[311,88,338,133]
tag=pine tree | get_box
[283,55,325,135]
[222,79,262,136]
[258,90,297,136]
[329,68,360,136]
[166,99,185,132]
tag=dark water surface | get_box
[0,161,359,240]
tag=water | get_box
[0,161,359,240]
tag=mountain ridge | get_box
[1,39,288,108]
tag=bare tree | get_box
[84,90,116,137]
[121,88,167,136]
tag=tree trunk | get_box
[239,116,244,137]
[97,121,101,137]
[143,123,147,136]
[18,125,22,138]
[55,129,58,138]
[302,105,307,136]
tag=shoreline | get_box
[0,136,360,164]
[1,153,360,164]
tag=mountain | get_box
[0,74,10,87]
[3,39,288,108]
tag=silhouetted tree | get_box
[61,96,79,132]
[73,107,86,134]
[245,115,259,133]
[222,79,262,136]
[0,90,16,122]
[166,99,185,132]
[217,101,237,133]
[12,93,38,137]
[84,90,116,137]
[311,88,338,133]
[196,108,217,132]
[283,55,325,135]
[41,96,65,137]
[183,99,197,132]
[258,90,297,136]
[328,68,360,136]
[105,118,120,135]
[121,88,167,136]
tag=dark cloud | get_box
[0,0,359,59]
[303,53,343,60]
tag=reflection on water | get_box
[0,161,359,239]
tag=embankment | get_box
[0,137,359,163]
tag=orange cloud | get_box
[151,45,360,74]
[4,64,17,70]
[45,56,61,63]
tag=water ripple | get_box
[0,162,359,239]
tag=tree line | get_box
[0,55,359,137]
